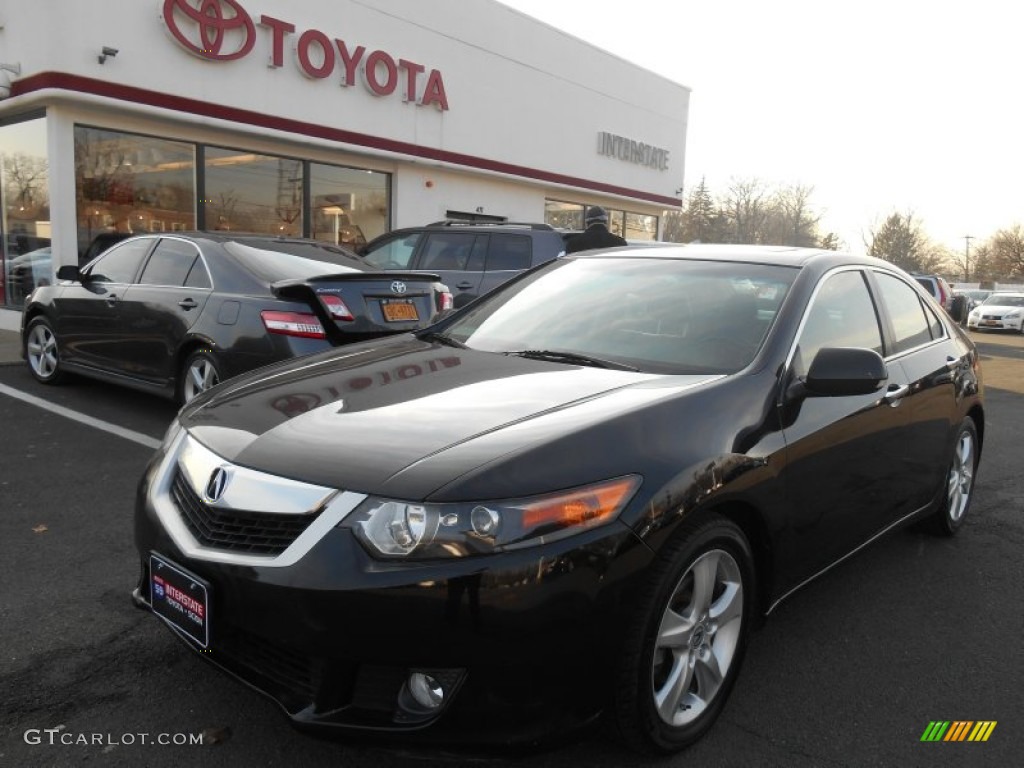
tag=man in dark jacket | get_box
[565,206,628,253]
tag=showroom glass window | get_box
[795,270,884,374]
[74,127,195,262]
[1,115,50,307]
[204,147,303,237]
[309,163,389,249]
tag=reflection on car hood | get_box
[180,336,718,495]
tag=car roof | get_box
[567,243,889,269]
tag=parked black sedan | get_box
[132,244,983,753]
[21,233,453,403]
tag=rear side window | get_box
[139,239,201,286]
[875,273,934,353]
[88,239,152,284]
[418,233,477,271]
[486,234,531,272]
[363,232,421,269]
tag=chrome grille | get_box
[171,470,315,555]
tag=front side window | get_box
[874,272,936,353]
[88,239,152,283]
[418,233,477,271]
[363,232,421,269]
[796,270,883,374]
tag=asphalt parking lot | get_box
[1,329,1021,767]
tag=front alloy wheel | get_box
[614,516,753,754]
[25,318,65,384]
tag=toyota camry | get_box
[132,244,984,753]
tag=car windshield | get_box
[982,294,1024,307]
[225,239,372,282]
[442,256,797,374]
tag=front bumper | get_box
[133,441,653,747]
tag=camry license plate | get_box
[149,553,209,647]
[381,299,419,322]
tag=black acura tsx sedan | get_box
[21,232,453,403]
[132,244,984,753]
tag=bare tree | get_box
[724,178,769,244]
[987,224,1024,278]
[865,211,947,273]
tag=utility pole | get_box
[963,235,974,281]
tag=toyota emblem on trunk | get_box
[391,281,408,295]
[205,467,229,502]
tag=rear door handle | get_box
[178,298,198,310]
[883,382,911,406]
[945,355,961,371]
[456,281,474,290]
[105,294,119,307]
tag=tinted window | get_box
[797,271,883,373]
[224,239,368,282]
[363,232,421,269]
[88,239,152,283]
[139,239,201,286]
[486,234,531,272]
[184,258,212,289]
[875,273,934,353]
[418,233,477,271]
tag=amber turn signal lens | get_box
[521,476,640,532]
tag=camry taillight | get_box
[439,290,454,312]
[260,310,326,339]
[319,294,355,321]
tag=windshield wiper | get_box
[505,349,639,371]
[417,330,466,348]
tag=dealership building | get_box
[0,0,689,318]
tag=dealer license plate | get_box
[149,553,210,647]
[981,320,999,326]
[381,299,419,322]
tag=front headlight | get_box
[346,475,641,559]
[1003,310,1021,318]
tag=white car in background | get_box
[966,292,1024,332]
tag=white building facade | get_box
[0,0,689,312]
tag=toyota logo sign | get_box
[391,281,407,295]
[162,0,255,61]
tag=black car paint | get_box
[21,233,449,399]
[133,246,984,746]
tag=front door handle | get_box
[105,294,119,307]
[178,298,198,310]
[945,355,961,371]
[883,382,911,406]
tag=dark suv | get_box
[912,273,953,312]
[358,221,566,307]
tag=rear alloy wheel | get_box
[614,516,753,754]
[179,349,222,404]
[25,317,65,384]
[933,417,979,535]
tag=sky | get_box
[498,0,1023,257]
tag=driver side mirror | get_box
[788,347,888,400]
[56,265,81,282]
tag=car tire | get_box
[613,515,754,754]
[178,349,222,405]
[931,417,980,536]
[24,317,66,385]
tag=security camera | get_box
[98,47,119,64]
[0,62,20,99]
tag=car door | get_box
[54,238,153,372]
[119,237,213,385]
[413,232,485,307]
[870,269,962,511]
[775,268,915,587]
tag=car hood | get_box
[180,336,719,497]
[974,302,1023,312]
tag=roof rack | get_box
[425,220,556,231]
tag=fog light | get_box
[407,672,444,710]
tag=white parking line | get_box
[0,382,161,449]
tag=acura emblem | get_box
[205,467,229,502]
[391,281,407,295]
